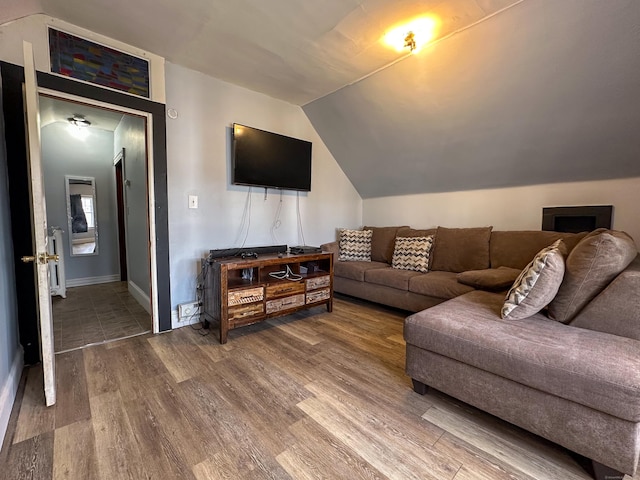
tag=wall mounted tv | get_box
[232,123,312,191]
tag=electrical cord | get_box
[189,260,210,335]
[268,265,302,281]
[296,191,306,246]
[232,187,253,249]
[270,189,283,244]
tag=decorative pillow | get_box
[501,240,567,320]
[548,229,638,323]
[364,226,408,264]
[339,229,373,262]
[457,266,522,291]
[430,226,493,273]
[391,236,434,273]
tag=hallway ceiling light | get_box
[67,114,91,127]
[384,17,438,54]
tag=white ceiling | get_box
[3,0,523,105]
[4,0,639,197]
[39,96,124,132]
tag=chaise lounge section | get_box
[324,226,640,479]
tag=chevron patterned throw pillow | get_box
[339,229,373,262]
[391,236,434,273]
[501,239,567,320]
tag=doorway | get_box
[39,94,153,352]
[1,61,171,365]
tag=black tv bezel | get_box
[231,123,312,192]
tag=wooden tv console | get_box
[202,252,333,343]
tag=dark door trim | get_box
[1,61,172,363]
[114,149,128,282]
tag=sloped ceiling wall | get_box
[303,0,640,198]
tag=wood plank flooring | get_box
[1,296,637,479]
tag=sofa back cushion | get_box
[364,226,408,264]
[396,227,437,238]
[490,230,586,270]
[430,226,492,273]
[569,255,640,340]
[548,229,638,323]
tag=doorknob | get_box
[21,253,59,264]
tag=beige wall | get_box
[363,177,640,248]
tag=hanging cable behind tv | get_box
[268,265,302,281]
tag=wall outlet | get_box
[178,301,200,321]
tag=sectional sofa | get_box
[321,226,640,479]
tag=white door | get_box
[21,41,56,407]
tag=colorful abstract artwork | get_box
[49,28,150,98]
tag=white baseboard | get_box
[0,347,24,451]
[66,274,120,288]
[128,281,152,314]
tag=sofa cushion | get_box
[339,229,372,262]
[548,229,638,323]
[404,290,640,422]
[502,239,567,320]
[363,226,408,264]
[334,260,388,282]
[409,271,475,300]
[490,230,587,270]
[396,227,437,238]
[391,236,434,273]
[570,255,640,341]
[456,266,521,291]
[365,267,422,291]
[430,226,492,273]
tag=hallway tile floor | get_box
[52,281,151,352]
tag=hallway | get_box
[52,281,151,352]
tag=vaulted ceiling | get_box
[3,0,640,198]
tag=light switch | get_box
[188,195,198,209]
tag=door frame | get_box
[39,88,159,332]
[114,149,128,282]
[1,60,171,364]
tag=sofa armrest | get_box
[570,255,640,341]
[321,241,339,258]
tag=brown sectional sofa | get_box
[321,226,640,479]
[321,226,587,313]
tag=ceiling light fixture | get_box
[67,114,91,127]
[384,17,437,54]
[404,31,417,52]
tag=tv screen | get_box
[232,123,312,191]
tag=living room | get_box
[0,1,639,479]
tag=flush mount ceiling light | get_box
[67,114,91,127]
[404,31,417,52]
[384,17,437,54]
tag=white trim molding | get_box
[0,347,24,451]
[66,274,120,288]
[128,281,152,315]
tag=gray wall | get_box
[114,115,150,296]
[0,74,21,444]
[41,122,120,282]
[303,0,640,198]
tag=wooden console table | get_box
[203,252,333,343]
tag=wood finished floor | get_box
[52,281,152,352]
[2,296,637,480]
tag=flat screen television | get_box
[232,123,312,191]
